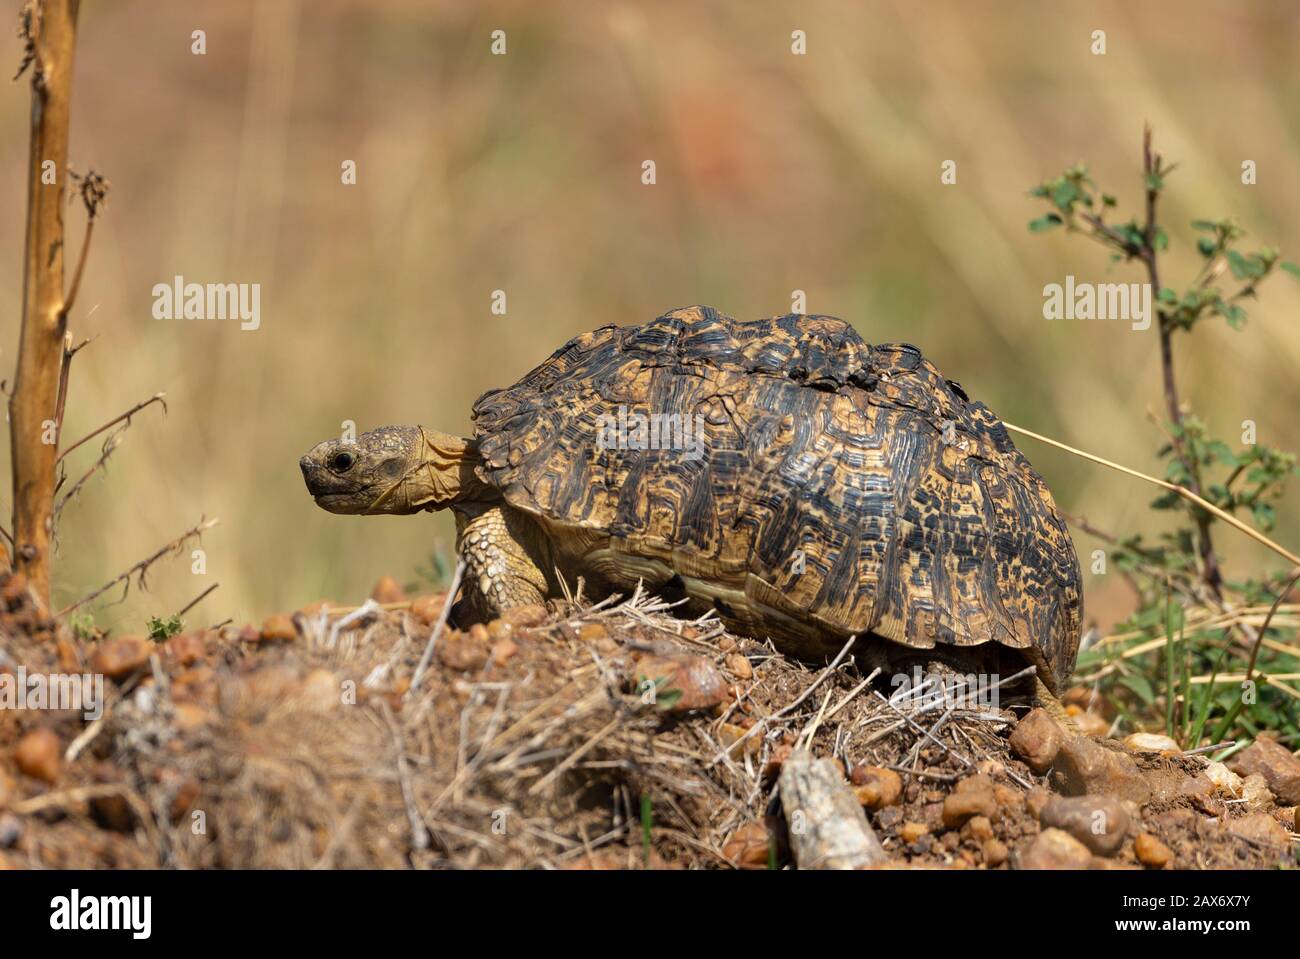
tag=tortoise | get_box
[300,306,1082,714]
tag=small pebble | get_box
[14,728,60,784]
[900,821,929,844]
[1135,832,1172,869]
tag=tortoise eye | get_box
[330,451,355,472]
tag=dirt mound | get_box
[0,574,1295,869]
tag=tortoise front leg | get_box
[452,503,552,622]
[1034,676,1079,732]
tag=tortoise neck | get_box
[409,428,495,510]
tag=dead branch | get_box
[53,333,96,436]
[174,581,219,620]
[53,331,73,435]
[57,517,219,617]
[779,750,887,869]
[57,392,165,463]
[12,0,38,81]
[62,167,109,318]
[9,0,82,610]
[53,424,123,522]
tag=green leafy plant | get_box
[68,611,98,641]
[146,614,183,642]
[1030,129,1300,751]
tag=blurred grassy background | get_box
[1,0,1297,635]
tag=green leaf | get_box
[1052,180,1079,209]
[1101,193,1117,207]
[1119,673,1156,707]
[1205,440,1236,465]
[653,686,683,711]
[1150,491,1181,510]
[1133,605,1165,629]
[1251,501,1276,530]
[1281,261,1300,279]
[1191,219,1218,232]
[1120,223,1145,249]
[147,615,183,642]
[1197,237,1216,257]
[1028,214,1063,232]
[1213,300,1247,328]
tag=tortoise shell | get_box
[471,306,1082,690]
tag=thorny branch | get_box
[57,392,166,463]
[53,425,124,523]
[57,517,219,617]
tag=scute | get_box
[471,306,1082,689]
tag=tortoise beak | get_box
[299,453,325,493]
[300,446,348,503]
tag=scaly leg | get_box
[453,503,551,622]
[1035,676,1080,733]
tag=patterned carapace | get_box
[471,305,1082,691]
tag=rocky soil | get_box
[0,571,1296,869]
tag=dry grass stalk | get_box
[1003,421,1300,568]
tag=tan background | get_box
[1,0,1297,634]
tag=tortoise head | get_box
[299,425,479,514]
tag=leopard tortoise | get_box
[300,306,1083,713]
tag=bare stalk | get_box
[174,581,220,620]
[1140,126,1222,595]
[8,0,83,607]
